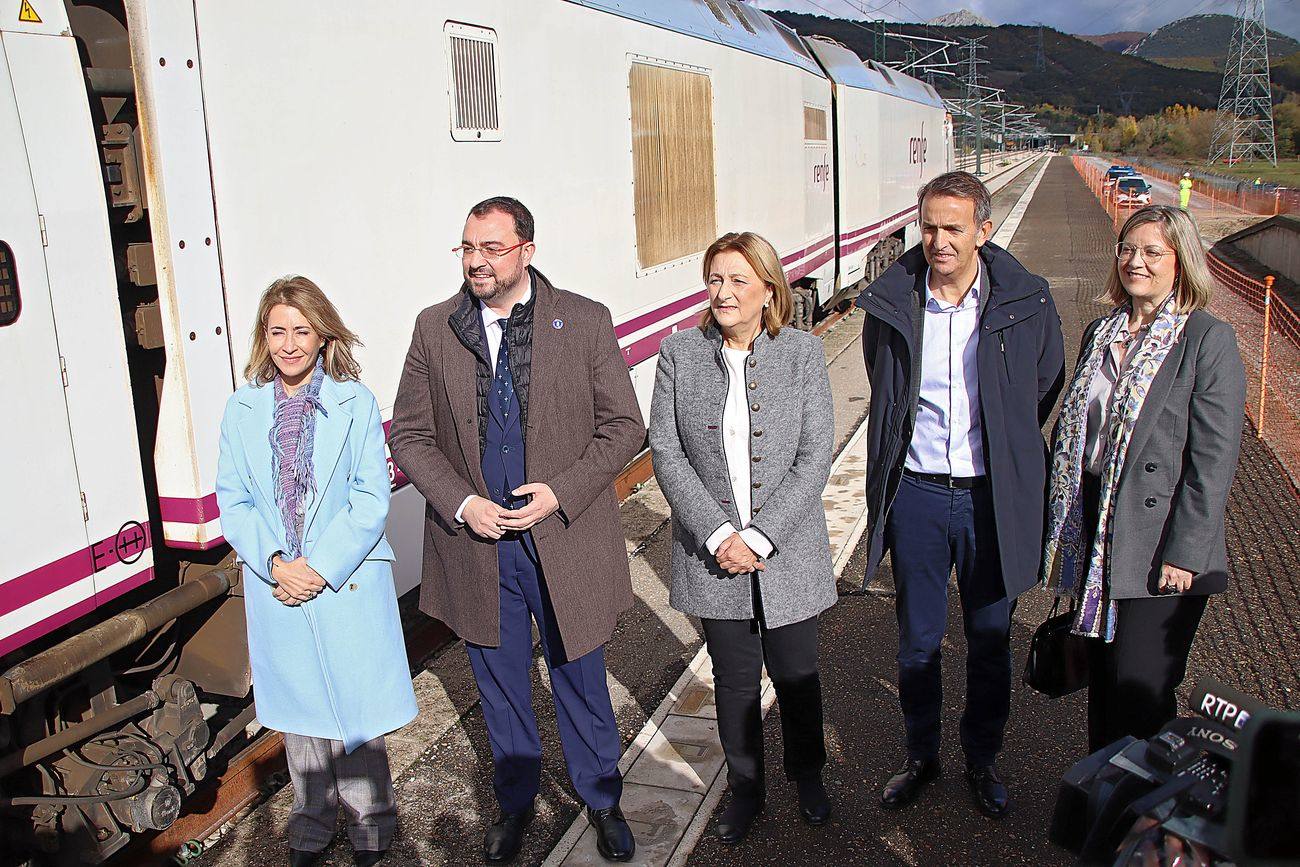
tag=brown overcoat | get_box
[389,268,645,659]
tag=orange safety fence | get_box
[1071,155,1300,494]
[1117,157,1288,217]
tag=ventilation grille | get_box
[629,62,717,270]
[447,24,502,142]
[0,242,18,327]
[804,106,828,142]
[702,0,730,26]
[774,22,811,59]
[728,2,758,34]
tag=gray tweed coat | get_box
[649,325,837,627]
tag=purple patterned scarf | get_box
[270,357,327,558]
[1042,296,1187,641]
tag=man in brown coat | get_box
[390,197,644,863]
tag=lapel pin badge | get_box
[553,318,564,330]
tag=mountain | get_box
[1075,31,1147,53]
[927,10,995,28]
[767,12,1224,128]
[1125,14,1300,72]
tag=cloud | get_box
[748,0,1300,41]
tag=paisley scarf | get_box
[270,357,328,558]
[1042,295,1187,641]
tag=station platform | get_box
[194,157,1300,866]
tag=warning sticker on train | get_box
[18,0,40,23]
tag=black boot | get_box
[586,805,635,862]
[353,849,387,866]
[965,762,1011,819]
[289,849,322,867]
[483,804,535,863]
[796,775,831,826]
[716,788,764,845]
[880,757,940,809]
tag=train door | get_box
[804,102,834,299]
[1,22,154,648]
[0,36,92,654]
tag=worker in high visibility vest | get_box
[1179,172,1193,210]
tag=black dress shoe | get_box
[796,776,832,826]
[353,850,387,866]
[965,763,1011,819]
[587,805,635,862]
[289,849,321,867]
[716,790,764,845]
[483,805,535,863]
[880,757,940,810]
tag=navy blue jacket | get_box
[855,241,1065,598]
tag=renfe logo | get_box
[911,121,928,179]
[812,157,831,190]
[909,135,928,166]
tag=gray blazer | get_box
[649,325,837,627]
[1081,310,1246,598]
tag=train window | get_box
[728,2,758,35]
[0,242,19,327]
[629,62,717,270]
[804,106,828,142]
[445,23,502,142]
[701,0,730,27]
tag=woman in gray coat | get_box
[650,232,836,844]
[1041,205,1245,753]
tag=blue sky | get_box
[749,0,1300,41]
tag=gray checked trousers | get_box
[283,732,397,853]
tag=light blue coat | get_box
[215,375,417,752]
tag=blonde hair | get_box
[243,275,363,385]
[697,232,794,337]
[1104,205,1214,313]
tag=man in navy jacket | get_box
[856,171,1064,819]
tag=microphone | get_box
[1190,678,1264,731]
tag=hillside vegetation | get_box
[1126,13,1300,72]
[770,12,1222,125]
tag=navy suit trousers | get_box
[884,474,1013,767]
[465,538,623,814]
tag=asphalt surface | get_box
[196,157,1300,866]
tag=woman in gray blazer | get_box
[649,232,836,844]
[1041,205,1245,753]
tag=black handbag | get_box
[1023,598,1090,698]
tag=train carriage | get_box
[0,0,951,859]
[806,36,949,294]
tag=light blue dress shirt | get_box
[905,264,986,477]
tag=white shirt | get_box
[703,347,774,559]
[455,283,535,523]
[905,263,986,477]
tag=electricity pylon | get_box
[1208,0,1277,166]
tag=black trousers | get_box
[1080,473,1209,753]
[701,587,826,796]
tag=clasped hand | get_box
[461,483,559,540]
[271,555,326,606]
[1158,562,1195,594]
[716,533,765,575]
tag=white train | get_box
[0,0,949,858]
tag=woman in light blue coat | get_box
[216,275,416,867]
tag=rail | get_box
[1072,155,1300,495]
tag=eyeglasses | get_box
[1115,243,1174,261]
[451,240,530,260]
